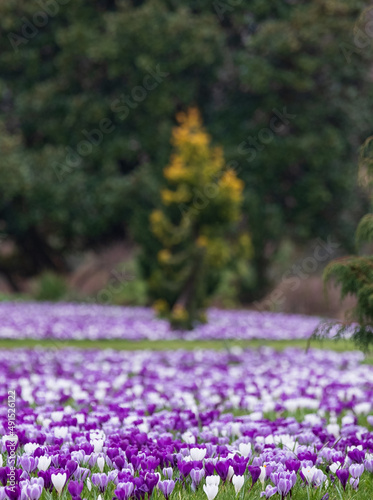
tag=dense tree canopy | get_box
[0,0,372,298]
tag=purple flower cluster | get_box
[0,302,325,340]
[0,347,371,498]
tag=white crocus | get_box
[259,466,267,488]
[329,463,340,474]
[24,443,39,455]
[97,456,105,473]
[206,475,220,486]
[302,466,316,484]
[51,472,66,496]
[37,455,52,472]
[238,442,251,458]
[232,475,244,495]
[91,439,104,453]
[326,423,340,438]
[203,483,219,500]
[227,466,235,482]
[181,431,196,444]
[190,448,207,461]
[87,477,92,491]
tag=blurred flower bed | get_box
[0,303,323,341]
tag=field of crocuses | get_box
[0,303,323,341]
[0,304,372,499]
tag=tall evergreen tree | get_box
[142,108,247,328]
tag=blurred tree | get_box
[0,0,371,299]
[143,108,246,328]
[218,0,373,298]
[320,137,373,350]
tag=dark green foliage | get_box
[356,214,373,247]
[318,255,373,351]
[315,135,373,350]
[34,271,67,302]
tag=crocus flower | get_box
[91,439,104,454]
[158,479,175,500]
[260,485,278,498]
[285,459,300,473]
[190,448,206,461]
[203,483,219,500]
[238,443,252,458]
[336,469,349,490]
[232,475,244,495]
[51,472,66,496]
[215,460,230,482]
[277,477,292,497]
[190,468,205,490]
[163,467,173,479]
[348,449,365,464]
[68,480,84,500]
[37,456,51,472]
[364,458,373,473]
[248,465,261,487]
[206,476,220,486]
[23,483,43,500]
[91,473,109,493]
[259,466,267,488]
[5,485,20,500]
[19,455,38,473]
[114,482,134,500]
[350,477,359,490]
[329,463,340,474]
[349,463,364,478]
[0,468,7,487]
[96,456,105,473]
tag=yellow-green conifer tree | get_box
[146,108,249,328]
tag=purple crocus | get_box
[5,485,20,500]
[178,460,194,479]
[350,477,359,490]
[348,449,365,464]
[364,458,373,473]
[277,478,292,498]
[66,460,78,478]
[0,468,8,487]
[190,468,205,490]
[260,485,278,498]
[232,456,248,475]
[67,480,84,500]
[162,467,173,480]
[349,463,364,478]
[38,470,53,492]
[204,461,215,476]
[22,482,43,500]
[158,479,175,500]
[248,465,261,487]
[215,460,230,482]
[285,459,300,473]
[114,481,134,500]
[91,472,109,493]
[336,469,349,490]
[19,455,38,473]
